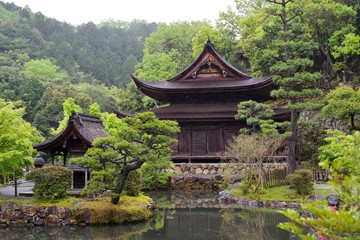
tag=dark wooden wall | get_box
[171,122,242,162]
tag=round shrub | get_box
[32,166,72,200]
[285,169,314,195]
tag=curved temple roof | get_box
[114,104,290,122]
[132,40,275,103]
[33,112,110,156]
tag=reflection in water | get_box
[0,191,298,240]
[0,208,296,240]
[143,208,296,240]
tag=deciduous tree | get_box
[322,85,360,131]
[0,98,43,178]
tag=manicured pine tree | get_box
[267,0,323,173]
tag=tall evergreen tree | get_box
[267,0,323,173]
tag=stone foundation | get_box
[170,163,287,190]
[173,163,286,175]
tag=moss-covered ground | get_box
[229,183,336,202]
[0,194,153,224]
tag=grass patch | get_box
[229,183,336,202]
[313,183,336,197]
[229,185,303,202]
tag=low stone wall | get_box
[170,163,287,190]
[0,201,90,227]
[173,163,287,175]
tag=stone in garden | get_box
[21,205,37,217]
[45,214,61,226]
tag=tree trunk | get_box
[111,169,130,205]
[351,113,355,131]
[287,109,298,174]
[111,161,144,205]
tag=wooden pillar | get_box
[63,154,67,166]
[71,171,74,189]
[85,168,88,186]
[14,178,18,197]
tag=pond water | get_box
[0,191,298,240]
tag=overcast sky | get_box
[5,0,236,25]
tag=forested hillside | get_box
[0,1,158,136]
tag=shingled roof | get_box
[114,103,290,122]
[131,40,275,104]
[33,112,110,157]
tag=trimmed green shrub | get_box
[32,166,72,200]
[123,170,141,197]
[285,169,314,195]
[140,160,173,190]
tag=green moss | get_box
[230,185,305,202]
[84,195,153,224]
[229,183,337,202]
[0,194,153,224]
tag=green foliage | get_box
[0,4,19,22]
[0,98,43,177]
[51,97,82,135]
[32,166,72,201]
[329,24,360,74]
[89,102,101,116]
[87,196,152,224]
[236,100,290,137]
[318,130,360,204]
[322,85,360,130]
[32,83,91,137]
[123,170,141,197]
[279,130,360,239]
[22,59,68,83]
[140,160,173,190]
[191,26,223,58]
[24,172,33,181]
[285,169,314,195]
[137,21,209,80]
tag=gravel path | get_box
[0,179,34,197]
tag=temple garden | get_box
[1,40,359,239]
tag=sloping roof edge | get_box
[33,112,109,152]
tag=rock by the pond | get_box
[327,194,340,206]
[249,200,264,207]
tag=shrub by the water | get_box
[285,169,313,195]
[123,170,141,196]
[32,166,72,200]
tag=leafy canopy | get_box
[322,85,360,131]
[51,97,82,135]
[0,98,43,176]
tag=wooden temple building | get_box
[33,112,110,188]
[116,40,290,163]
